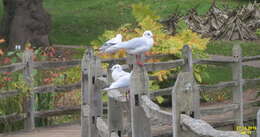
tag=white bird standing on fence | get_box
[111,64,130,81]
[103,72,131,91]
[99,34,122,53]
[105,31,154,66]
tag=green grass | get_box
[202,40,260,84]
[206,40,260,56]
[0,0,246,45]
[41,0,246,45]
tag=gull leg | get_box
[136,54,144,66]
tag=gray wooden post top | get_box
[257,109,260,137]
[172,72,197,137]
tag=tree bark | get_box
[0,0,51,50]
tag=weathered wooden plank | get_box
[130,54,152,137]
[34,106,81,117]
[149,87,172,98]
[206,107,259,127]
[81,50,88,137]
[100,54,173,64]
[144,59,184,72]
[182,45,193,72]
[0,113,26,123]
[0,63,25,73]
[257,109,260,137]
[194,58,237,65]
[33,60,81,69]
[23,50,35,131]
[141,95,172,124]
[198,81,237,92]
[96,117,109,137]
[87,48,102,137]
[244,78,260,87]
[181,114,249,137]
[200,104,239,116]
[33,82,81,94]
[120,59,184,72]
[242,55,260,62]
[172,72,200,137]
[0,90,20,99]
[232,45,244,127]
[182,45,200,119]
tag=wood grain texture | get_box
[232,45,244,127]
[23,50,35,131]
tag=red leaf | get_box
[3,57,11,64]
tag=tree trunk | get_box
[0,0,51,50]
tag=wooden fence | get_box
[0,45,260,136]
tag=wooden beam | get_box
[149,87,172,98]
[0,113,26,123]
[141,95,172,124]
[23,50,35,131]
[242,55,260,62]
[34,106,80,117]
[200,104,239,116]
[81,50,88,137]
[194,58,237,65]
[144,59,184,72]
[198,81,237,92]
[130,54,152,137]
[181,114,249,137]
[182,45,193,72]
[0,63,25,73]
[96,117,109,137]
[232,45,244,127]
[33,60,81,69]
[107,62,124,137]
[0,90,20,99]
[172,72,199,137]
[33,82,81,94]
[257,109,260,137]
[244,78,260,87]
[86,48,102,137]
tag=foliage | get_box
[90,3,209,105]
[92,3,209,83]
[256,28,260,37]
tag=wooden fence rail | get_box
[0,44,259,136]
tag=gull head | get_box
[111,64,122,71]
[143,31,153,38]
[116,34,123,39]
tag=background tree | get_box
[0,0,51,50]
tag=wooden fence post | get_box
[81,50,88,137]
[86,48,102,137]
[182,45,193,72]
[23,50,35,130]
[232,45,244,127]
[257,109,260,137]
[129,54,152,137]
[182,45,200,118]
[172,72,198,137]
[107,63,124,137]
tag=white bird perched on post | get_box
[111,64,130,81]
[103,72,131,91]
[99,34,122,53]
[104,31,154,66]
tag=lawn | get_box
[203,40,260,84]
[0,0,247,45]
[41,0,246,45]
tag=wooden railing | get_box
[0,45,260,136]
